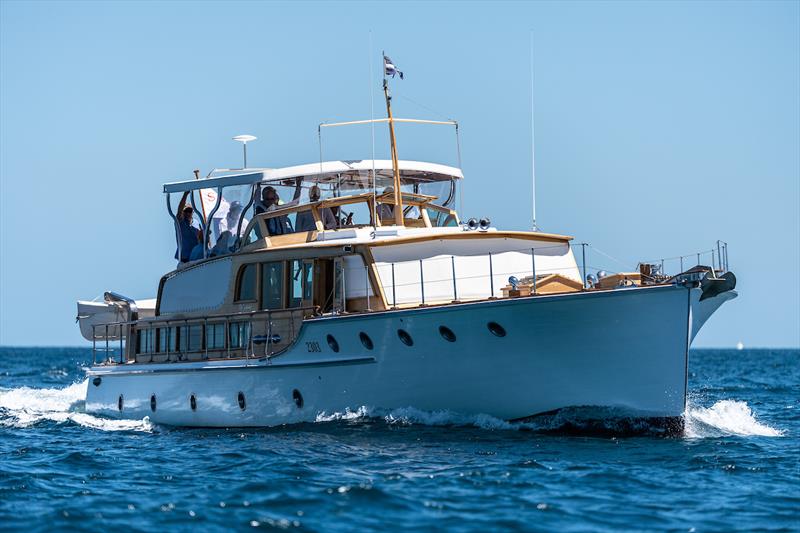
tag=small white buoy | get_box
[736,341,744,350]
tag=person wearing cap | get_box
[220,201,248,237]
[175,191,202,263]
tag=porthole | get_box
[397,329,413,347]
[359,332,374,350]
[190,394,197,411]
[92,377,102,387]
[117,394,124,411]
[487,322,507,338]
[150,394,157,413]
[237,391,246,411]
[326,334,340,353]
[292,389,304,408]
[439,326,456,342]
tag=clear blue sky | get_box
[1,1,798,347]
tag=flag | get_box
[384,55,404,79]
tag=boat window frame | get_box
[136,327,156,355]
[234,263,259,303]
[205,322,226,351]
[260,260,286,310]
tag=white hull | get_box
[85,285,734,427]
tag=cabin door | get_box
[313,259,334,313]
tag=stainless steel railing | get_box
[91,307,314,366]
[354,241,731,309]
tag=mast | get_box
[382,54,404,227]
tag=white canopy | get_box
[163,160,463,194]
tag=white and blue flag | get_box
[383,55,404,79]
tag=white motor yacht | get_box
[78,70,736,432]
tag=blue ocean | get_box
[0,347,797,531]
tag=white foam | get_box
[0,380,153,433]
[315,406,371,423]
[382,407,515,430]
[317,400,785,438]
[316,405,516,430]
[684,400,783,438]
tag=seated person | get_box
[188,230,212,261]
[219,201,248,238]
[174,192,201,263]
[377,187,420,223]
[376,187,395,221]
[209,230,233,257]
[296,185,337,231]
[255,185,294,235]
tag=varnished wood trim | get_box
[367,230,573,247]
[359,245,388,310]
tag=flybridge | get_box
[162,160,464,194]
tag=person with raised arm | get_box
[174,191,202,263]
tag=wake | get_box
[0,379,153,432]
[0,380,782,437]
[317,401,784,438]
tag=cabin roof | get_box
[163,159,462,194]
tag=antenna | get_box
[530,31,538,231]
[232,134,257,169]
[369,31,377,229]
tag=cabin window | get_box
[236,263,257,301]
[136,328,155,354]
[288,260,303,308]
[206,323,226,350]
[157,327,176,353]
[288,260,314,308]
[261,261,284,310]
[229,321,251,349]
[179,325,203,352]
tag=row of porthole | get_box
[324,321,507,352]
[118,389,304,413]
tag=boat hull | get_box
[85,284,729,428]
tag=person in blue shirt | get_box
[174,192,202,263]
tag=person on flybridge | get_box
[255,179,303,235]
[174,191,201,263]
[296,185,337,231]
[208,201,249,256]
[219,201,248,238]
[376,186,395,221]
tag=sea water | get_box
[0,348,797,531]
